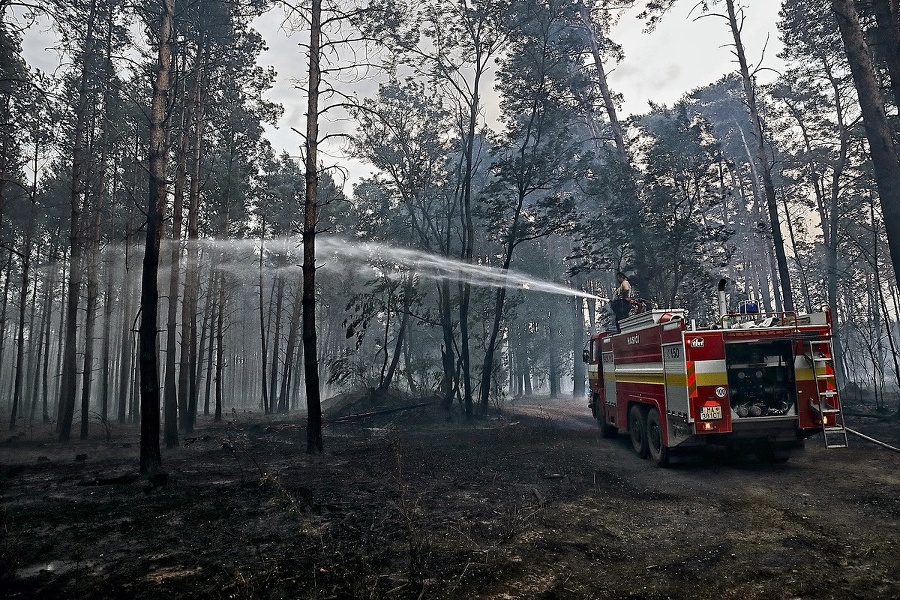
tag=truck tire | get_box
[629,404,649,458]
[646,407,670,466]
[595,395,618,439]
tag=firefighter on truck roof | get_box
[611,271,632,330]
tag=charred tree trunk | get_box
[202,273,216,417]
[548,309,560,398]
[31,244,54,424]
[269,272,284,410]
[10,122,42,431]
[571,294,586,398]
[379,295,409,395]
[117,248,134,424]
[138,0,175,474]
[163,91,191,447]
[278,278,303,412]
[0,256,11,411]
[258,233,270,413]
[303,0,324,454]
[58,0,100,442]
[214,271,225,422]
[79,0,115,439]
[100,254,114,423]
[117,146,139,424]
[79,211,100,440]
[378,276,411,395]
[10,232,32,430]
[179,47,206,433]
[438,279,455,408]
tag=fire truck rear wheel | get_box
[629,404,649,459]
[646,407,670,466]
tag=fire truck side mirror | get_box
[582,349,590,363]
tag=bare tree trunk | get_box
[118,146,139,425]
[381,303,408,394]
[524,347,533,396]
[278,278,303,412]
[10,232,32,430]
[833,0,900,313]
[117,251,134,424]
[577,2,627,162]
[202,273,216,417]
[378,277,410,395]
[303,0,324,454]
[58,0,100,442]
[79,224,99,439]
[269,272,284,409]
[100,255,114,424]
[54,247,67,420]
[402,324,416,394]
[214,271,225,422]
[258,233,270,413]
[0,255,11,411]
[164,82,193,447]
[30,248,53,425]
[725,0,794,311]
[10,120,43,431]
[780,191,811,312]
[571,294,586,398]
[179,51,206,433]
[438,279,455,408]
[78,0,115,439]
[138,0,175,474]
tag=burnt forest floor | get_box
[1,392,900,599]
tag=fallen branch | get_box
[329,401,439,423]
[845,427,900,453]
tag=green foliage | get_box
[630,102,726,314]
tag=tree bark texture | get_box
[58,0,100,441]
[139,0,175,474]
[179,57,206,433]
[833,0,900,295]
[304,0,324,453]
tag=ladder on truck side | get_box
[807,339,848,449]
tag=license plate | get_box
[700,405,722,420]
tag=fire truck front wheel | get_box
[628,404,649,459]
[646,408,670,466]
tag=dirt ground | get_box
[1,394,899,599]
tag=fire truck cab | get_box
[583,307,846,466]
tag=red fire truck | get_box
[583,297,847,466]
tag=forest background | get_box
[2,0,900,469]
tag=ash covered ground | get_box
[1,393,899,599]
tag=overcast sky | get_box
[21,0,785,182]
[255,0,784,183]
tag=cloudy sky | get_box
[21,0,785,180]
[256,0,784,176]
